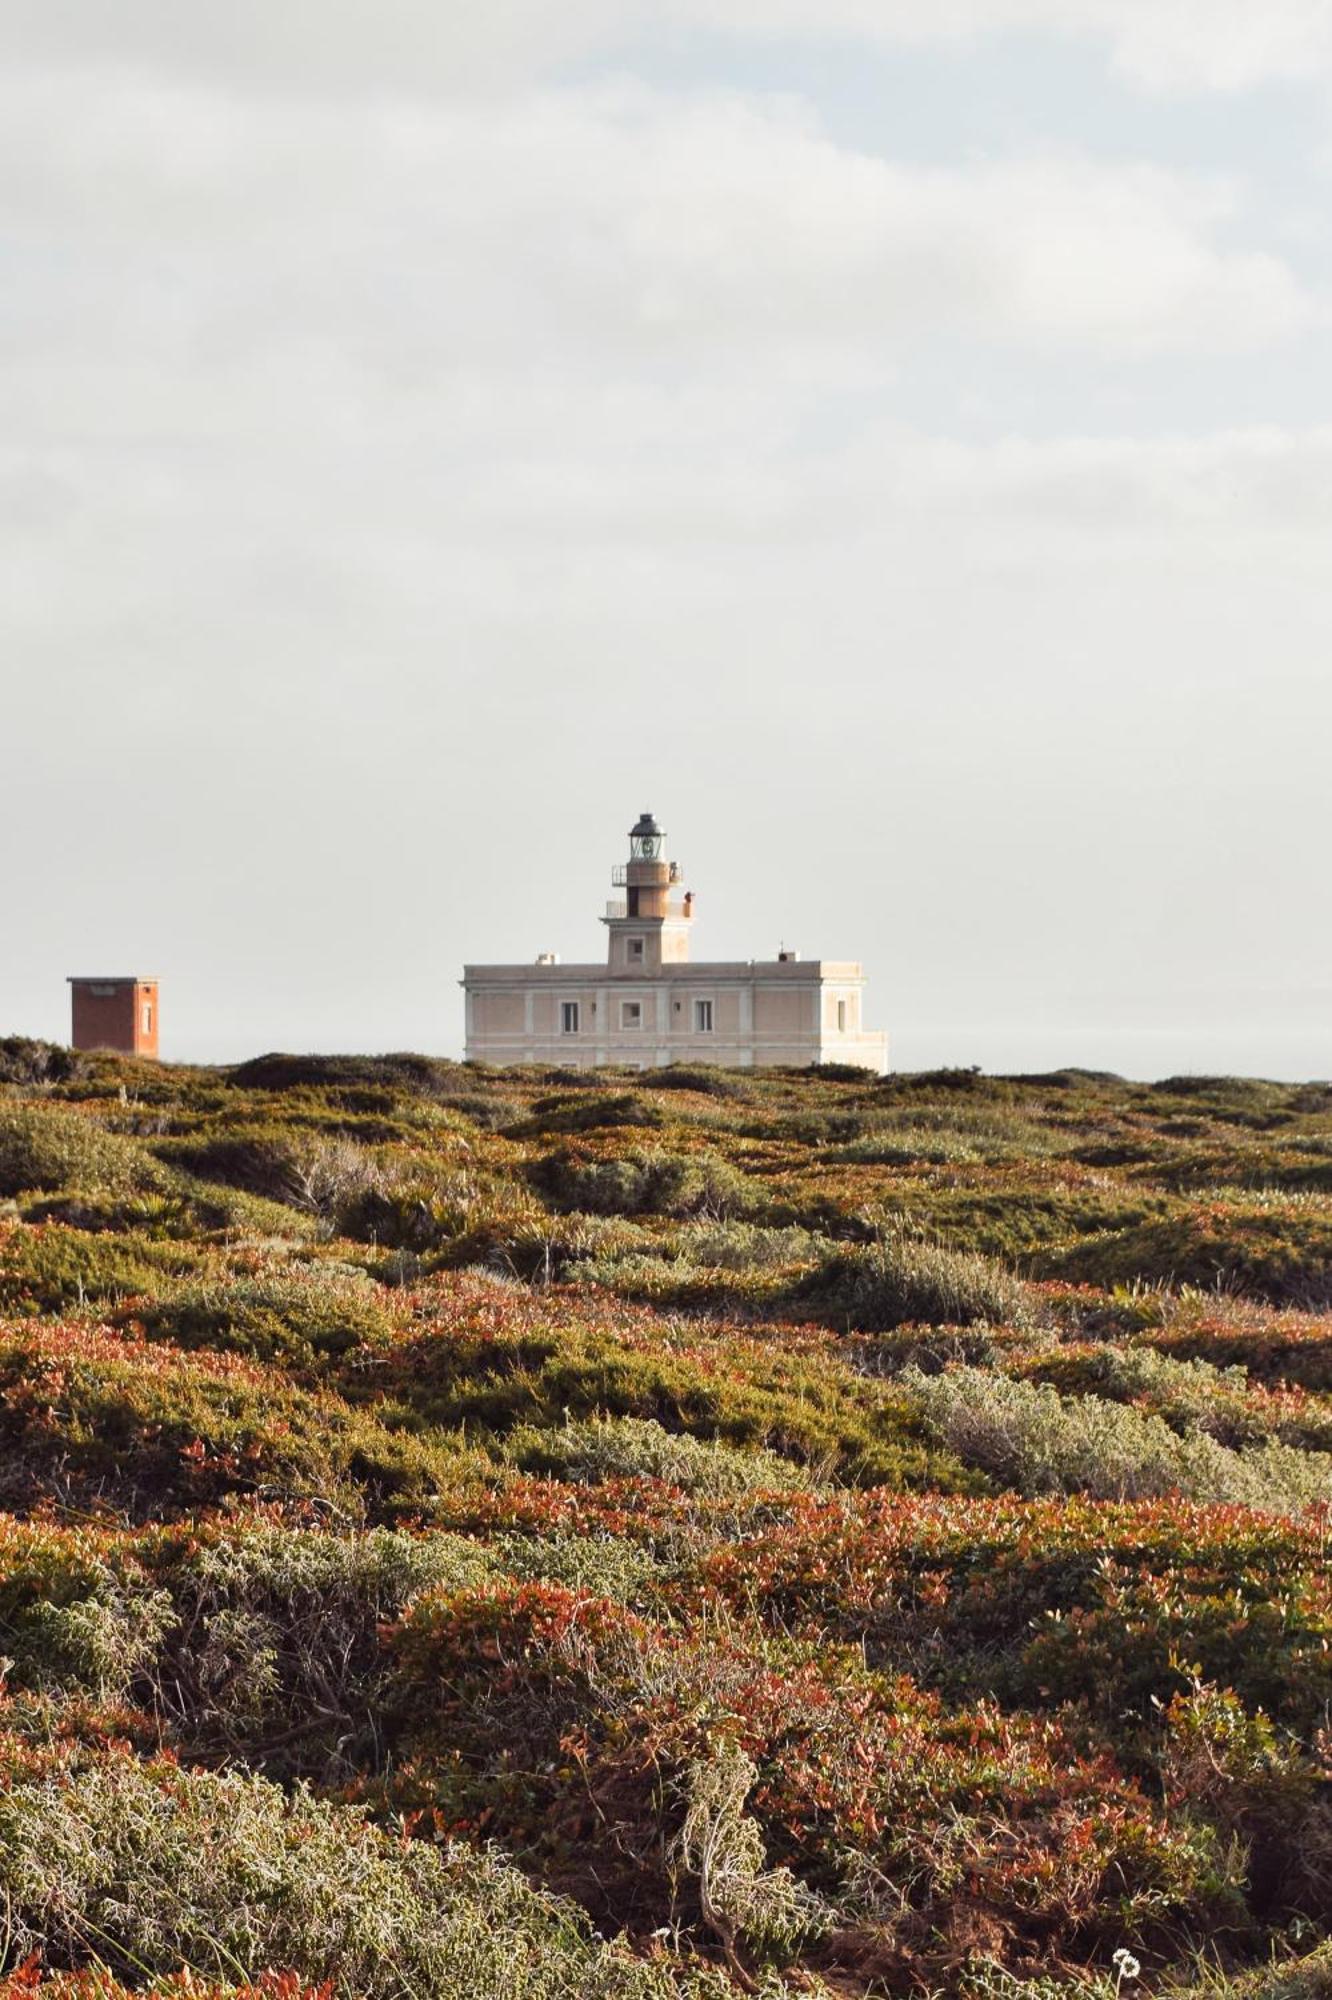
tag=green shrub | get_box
[1000,1068,1124,1089]
[337,1166,497,1255]
[899,1184,1170,1261]
[1150,1075,1286,1104]
[127,1269,398,1367]
[413,1196,642,1283]
[226,1052,470,1098]
[1045,1199,1332,1305]
[651,1067,750,1099]
[0,1105,156,1200]
[879,1067,994,1095]
[1026,1344,1332,1451]
[7,1564,174,1701]
[521,1094,666,1137]
[369,1282,963,1488]
[0,1038,82,1086]
[664,1221,821,1272]
[149,1127,383,1224]
[0,1323,483,1523]
[829,1128,983,1167]
[531,1149,756,1221]
[798,1233,1030,1330]
[159,1168,321,1240]
[865,1105,1057,1146]
[0,1223,204,1314]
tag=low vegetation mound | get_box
[0,1054,1329,1996]
[0,1104,155,1201]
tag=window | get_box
[621,1000,643,1028]
[142,1003,153,1036]
[836,999,847,1033]
[694,999,713,1032]
[627,936,645,962]
[561,1001,580,1034]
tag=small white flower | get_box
[1112,1949,1141,1981]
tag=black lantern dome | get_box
[629,811,665,861]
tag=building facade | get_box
[462,814,888,1072]
[68,976,160,1058]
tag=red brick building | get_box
[68,977,160,1058]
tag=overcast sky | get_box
[3,2,1330,1077]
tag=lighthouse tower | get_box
[460,807,888,1071]
[603,811,694,974]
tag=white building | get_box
[462,814,888,1072]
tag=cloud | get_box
[1017,0,1332,95]
[0,58,1324,671]
[4,0,1332,97]
[0,76,1312,384]
[588,104,1311,357]
[840,423,1332,541]
[2,2,1328,1082]
[661,1,1332,96]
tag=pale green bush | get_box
[575,1249,681,1292]
[184,1522,493,1614]
[1071,1346,1332,1449]
[0,1753,750,1998]
[574,1222,819,1291]
[495,1532,667,1606]
[673,1745,835,1965]
[830,1128,983,1167]
[16,1568,174,1700]
[669,1221,821,1271]
[904,1366,1332,1511]
[861,1104,1064,1153]
[170,1526,497,1761]
[506,1416,811,1497]
[5,1529,498,1738]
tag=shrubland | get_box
[0,1052,1329,1996]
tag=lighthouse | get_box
[461,810,887,1071]
[603,812,693,974]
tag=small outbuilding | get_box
[68,976,159,1058]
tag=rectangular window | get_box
[694,999,713,1032]
[627,937,645,961]
[837,999,847,1033]
[561,1001,580,1034]
[621,1000,643,1028]
[142,1004,153,1035]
